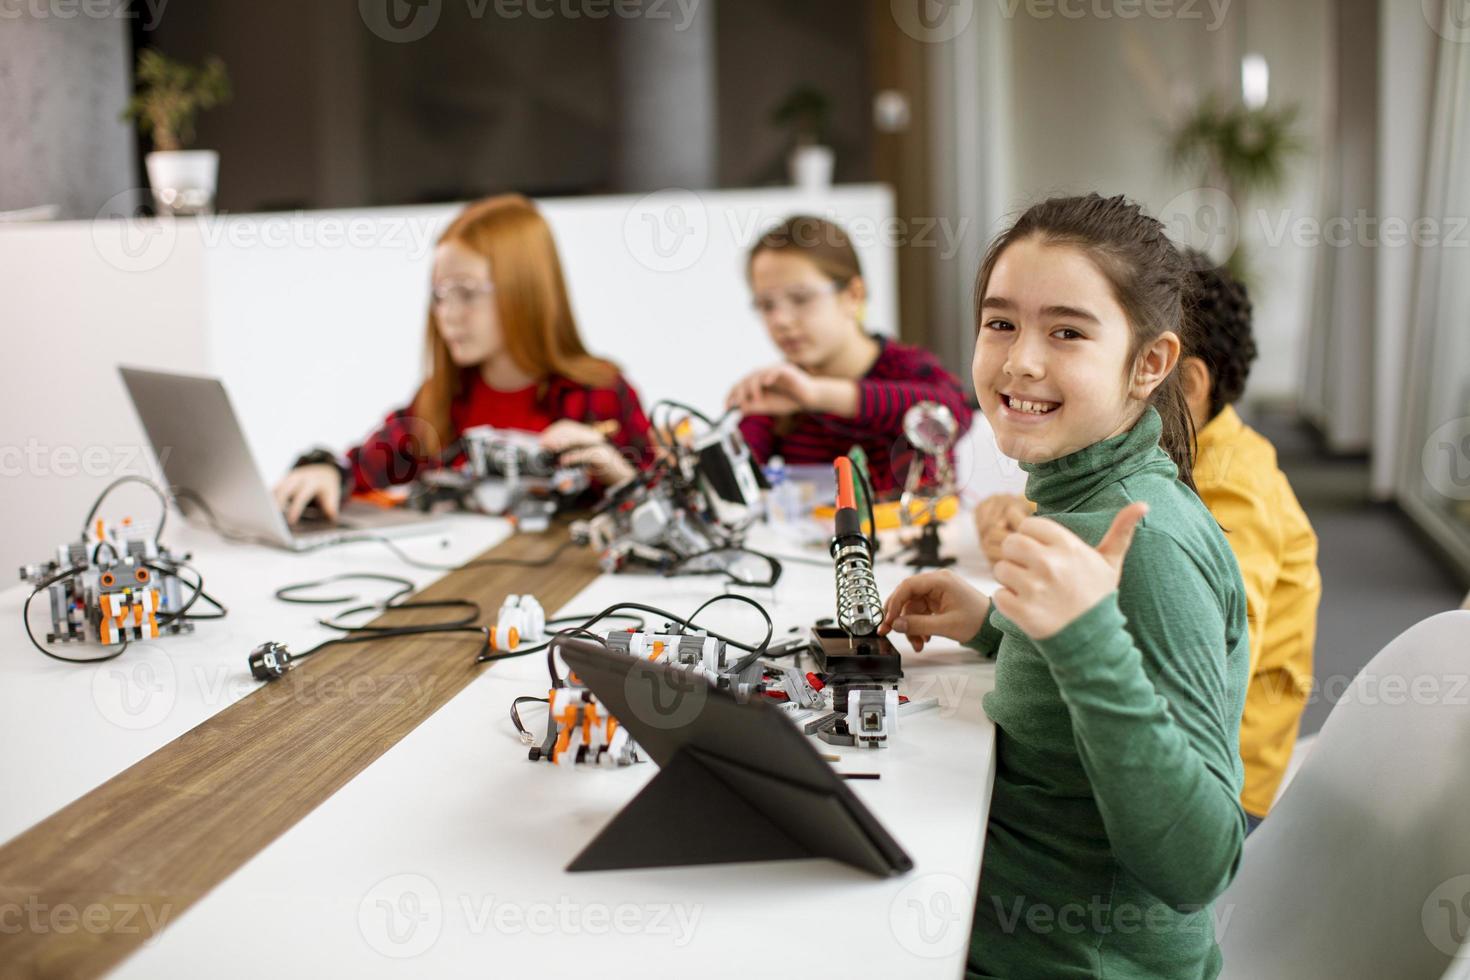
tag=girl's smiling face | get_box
[974,236,1177,464]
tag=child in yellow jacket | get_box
[1177,255,1320,827]
[972,255,1321,830]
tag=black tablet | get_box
[557,637,913,877]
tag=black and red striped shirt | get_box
[342,372,653,493]
[738,336,973,494]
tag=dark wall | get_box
[715,0,873,187]
[144,0,873,212]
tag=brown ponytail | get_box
[974,193,1198,491]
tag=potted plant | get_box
[772,85,834,193]
[1168,95,1299,282]
[123,50,232,215]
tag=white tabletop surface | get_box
[5,513,1000,978]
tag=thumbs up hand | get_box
[990,503,1149,641]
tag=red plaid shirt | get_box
[738,336,973,494]
[339,372,653,493]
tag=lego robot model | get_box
[408,426,590,532]
[808,457,905,749]
[521,623,822,767]
[20,519,197,649]
[572,407,764,575]
[897,401,961,568]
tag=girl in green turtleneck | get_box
[879,194,1250,980]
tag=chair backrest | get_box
[1218,611,1470,979]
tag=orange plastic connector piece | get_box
[553,706,579,759]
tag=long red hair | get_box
[411,194,617,447]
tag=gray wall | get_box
[0,8,136,219]
[997,0,1330,405]
[616,2,717,192]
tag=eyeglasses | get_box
[750,282,840,318]
[431,278,495,310]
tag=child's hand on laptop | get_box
[274,464,342,524]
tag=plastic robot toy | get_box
[572,407,764,574]
[409,426,590,532]
[520,623,823,767]
[487,594,546,652]
[20,519,196,648]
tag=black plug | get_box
[249,641,293,681]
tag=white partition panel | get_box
[1,185,896,575]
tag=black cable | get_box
[315,533,576,571]
[80,475,169,546]
[652,399,716,429]
[683,592,775,654]
[510,625,609,676]
[511,696,549,739]
[581,601,771,652]
[661,546,783,588]
[157,560,228,621]
[477,617,643,667]
[269,569,486,657]
[148,560,207,625]
[480,597,773,668]
[178,588,228,620]
[648,399,733,457]
[320,598,481,632]
[275,573,415,606]
[853,452,879,543]
[22,566,129,664]
[288,625,491,666]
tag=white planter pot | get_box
[789,144,834,193]
[145,150,219,215]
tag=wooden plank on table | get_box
[0,528,600,979]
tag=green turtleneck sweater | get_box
[967,408,1250,980]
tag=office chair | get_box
[1218,611,1470,979]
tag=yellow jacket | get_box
[1195,405,1321,817]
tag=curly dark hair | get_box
[1181,249,1257,421]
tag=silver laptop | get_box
[120,366,441,551]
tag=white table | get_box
[4,514,998,978]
